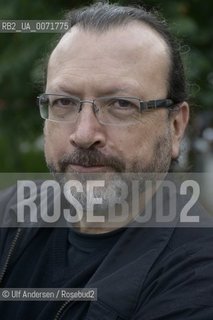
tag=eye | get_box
[51,97,77,108]
[106,98,139,112]
[113,99,135,109]
[48,96,79,120]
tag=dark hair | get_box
[62,1,187,104]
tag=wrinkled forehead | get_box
[48,21,170,69]
[46,22,170,97]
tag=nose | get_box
[69,103,107,149]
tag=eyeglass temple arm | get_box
[140,99,175,110]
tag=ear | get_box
[170,102,189,159]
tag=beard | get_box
[45,127,173,225]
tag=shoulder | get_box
[133,225,213,319]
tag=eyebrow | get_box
[47,84,142,98]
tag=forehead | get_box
[47,22,170,98]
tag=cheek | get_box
[107,125,153,164]
[44,122,69,161]
[110,116,168,163]
[130,133,155,163]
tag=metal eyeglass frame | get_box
[37,93,177,124]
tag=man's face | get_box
[44,23,182,178]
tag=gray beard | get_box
[47,130,173,223]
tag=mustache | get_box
[58,148,125,172]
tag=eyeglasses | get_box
[37,93,176,126]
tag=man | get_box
[0,2,213,319]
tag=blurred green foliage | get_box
[0,0,212,172]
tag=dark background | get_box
[0,0,213,172]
